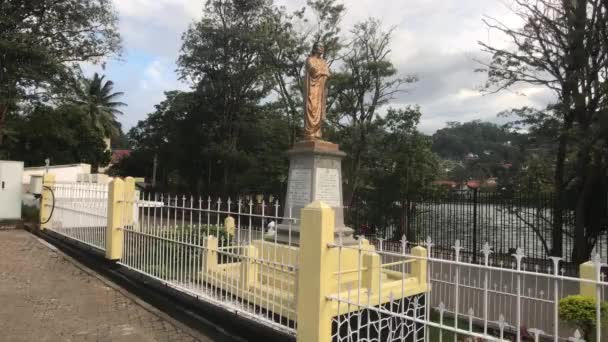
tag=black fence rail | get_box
[348,190,608,267]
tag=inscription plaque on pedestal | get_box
[274,141,355,245]
[314,168,341,207]
[287,169,312,208]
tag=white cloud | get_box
[111,0,203,58]
[144,60,164,82]
[455,88,482,100]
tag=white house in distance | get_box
[22,163,91,185]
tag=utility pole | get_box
[152,154,158,188]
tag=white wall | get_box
[22,164,91,184]
[0,161,24,219]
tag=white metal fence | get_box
[44,182,108,251]
[119,193,299,336]
[329,235,608,341]
[40,181,608,341]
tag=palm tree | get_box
[75,73,126,139]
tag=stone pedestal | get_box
[271,140,356,245]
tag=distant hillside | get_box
[430,120,551,185]
[431,121,524,161]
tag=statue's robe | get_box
[304,55,330,140]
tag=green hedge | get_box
[559,295,608,340]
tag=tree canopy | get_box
[73,73,126,139]
[0,0,121,149]
[4,104,111,168]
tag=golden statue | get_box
[304,43,330,140]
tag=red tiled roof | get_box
[432,180,458,188]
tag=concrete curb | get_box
[0,220,23,230]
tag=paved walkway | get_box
[0,229,212,342]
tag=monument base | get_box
[269,139,356,246]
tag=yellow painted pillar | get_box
[411,246,427,286]
[363,252,381,294]
[40,174,55,230]
[579,259,606,341]
[240,245,258,289]
[203,236,218,272]
[225,216,235,239]
[124,177,135,227]
[296,201,335,342]
[106,178,126,260]
[580,261,596,297]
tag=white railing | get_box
[328,235,608,342]
[119,193,299,336]
[39,181,607,341]
[45,182,108,251]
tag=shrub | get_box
[559,295,608,339]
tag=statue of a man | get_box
[304,42,330,140]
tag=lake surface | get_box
[376,202,608,262]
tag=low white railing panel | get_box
[119,194,299,336]
[45,182,108,251]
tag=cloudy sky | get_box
[95,0,556,134]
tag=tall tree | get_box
[121,91,197,191]
[375,107,440,241]
[113,90,290,195]
[330,18,416,207]
[479,0,608,262]
[4,104,111,168]
[0,0,121,149]
[178,0,278,192]
[74,73,126,139]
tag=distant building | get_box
[432,180,458,188]
[466,180,481,189]
[501,161,513,169]
[22,163,91,184]
[482,177,498,190]
[464,153,479,161]
[433,178,498,192]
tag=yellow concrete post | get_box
[240,245,258,289]
[124,177,135,227]
[40,174,55,230]
[224,216,235,239]
[203,236,218,272]
[363,252,381,294]
[580,261,596,297]
[579,260,606,340]
[411,246,427,286]
[105,178,126,260]
[296,201,335,342]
